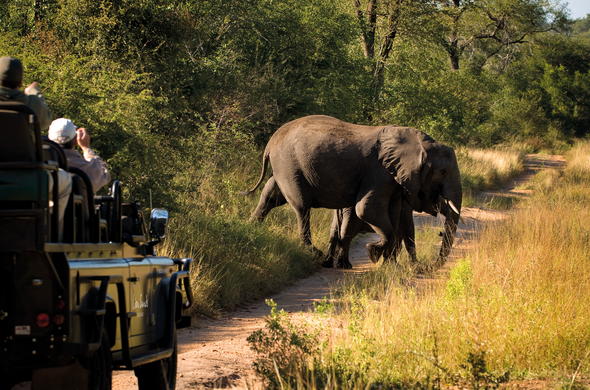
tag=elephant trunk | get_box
[438,171,462,261]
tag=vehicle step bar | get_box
[130,348,174,368]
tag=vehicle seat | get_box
[95,181,122,243]
[42,138,68,171]
[0,101,41,162]
[65,167,96,243]
[121,202,147,246]
[0,100,52,249]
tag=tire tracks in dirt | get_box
[113,154,565,390]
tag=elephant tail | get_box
[241,149,270,195]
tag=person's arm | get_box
[24,82,52,131]
[77,128,111,192]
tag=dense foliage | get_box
[1,0,587,207]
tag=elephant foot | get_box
[321,254,352,269]
[248,214,265,223]
[321,258,335,268]
[435,255,447,265]
[366,242,383,263]
[336,258,353,269]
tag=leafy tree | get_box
[572,13,590,40]
[351,0,433,104]
[431,0,568,70]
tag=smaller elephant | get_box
[249,175,418,269]
[324,197,417,269]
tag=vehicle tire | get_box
[134,332,177,390]
[0,377,17,390]
[86,331,113,390]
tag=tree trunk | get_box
[448,40,460,70]
[370,0,403,102]
[34,0,43,22]
[354,0,377,59]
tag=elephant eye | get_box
[440,168,447,176]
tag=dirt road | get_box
[113,154,565,390]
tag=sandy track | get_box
[113,154,565,390]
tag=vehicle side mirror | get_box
[150,208,169,240]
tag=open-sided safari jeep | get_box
[0,100,193,390]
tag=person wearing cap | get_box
[0,56,51,130]
[49,118,111,193]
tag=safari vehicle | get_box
[0,101,193,390]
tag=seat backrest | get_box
[42,138,69,170]
[0,101,48,207]
[68,167,99,242]
[0,101,49,249]
[0,100,41,162]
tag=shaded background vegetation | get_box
[1,0,588,312]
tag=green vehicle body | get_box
[0,101,193,390]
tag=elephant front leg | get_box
[323,208,359,269]
[356,190,397,264]
[401,206,417,262]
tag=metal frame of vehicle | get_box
[0,100,193,390]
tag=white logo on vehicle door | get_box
[133,294,149,311]
[15,325,30,335]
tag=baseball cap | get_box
[48,118,77,144]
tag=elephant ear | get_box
[378,126,426,197]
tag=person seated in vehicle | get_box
[0,56,71,238]
[48,118,111,193]
[0,56,52,130]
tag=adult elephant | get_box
[244,115,461,265]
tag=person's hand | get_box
[76,128,91,150]
[24,82,40,95]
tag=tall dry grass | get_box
[255,143,590,388]
[458,147,524,194]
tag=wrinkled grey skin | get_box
[244,115,462,265]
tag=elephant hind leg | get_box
[323,211,341,267]
[249,177,287,222]
[291,204,323,257]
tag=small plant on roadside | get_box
[313,297,334,315]
[247,299,320,389]
[445,259,472,301]
[459,350,510,390]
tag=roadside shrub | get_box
[247,300,321,389]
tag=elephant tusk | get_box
[447,199,460,216]
[441,198,464,224]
